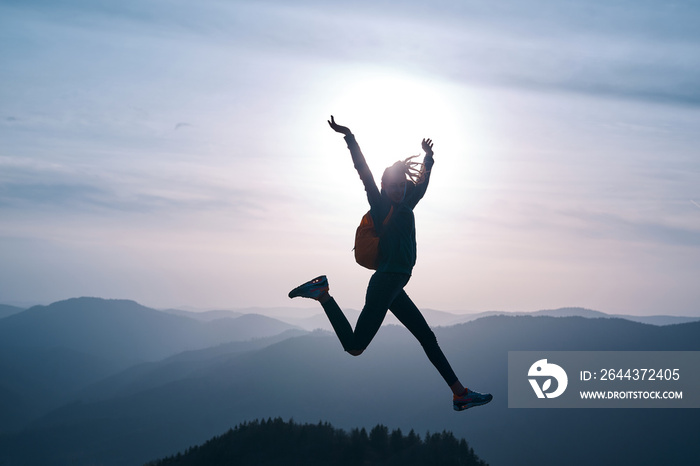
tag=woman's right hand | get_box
[422,138,434,156]
[328,115,352,135]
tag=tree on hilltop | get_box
[147,417,489,466]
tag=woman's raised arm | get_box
[328,115,381,208]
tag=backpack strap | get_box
[373,204,394,236]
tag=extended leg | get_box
[390,290,493,410]
[389,290,459,387]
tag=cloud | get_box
[0,181,105,209]
[0,159,264,217]
[563,210,700,248]
[271,1,700,107]
[5,0,698,111]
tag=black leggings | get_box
[321,272,458,387]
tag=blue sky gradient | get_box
[1,0,699,314]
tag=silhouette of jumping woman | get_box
[289,116,492,411]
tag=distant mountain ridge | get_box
[3,300,697,328]
[0,297,301,363]
[431,307,700,327]
[160,308,244,321]
[0,304,24,320]
[2,314,697,465]
[186,305,700,330]
[0,297,302,433]
[77,329,309,403]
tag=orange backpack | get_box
[354,206,393,270]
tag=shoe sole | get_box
[453,396,493,411]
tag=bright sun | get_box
[321,68,482,202]
[329,71,461,166]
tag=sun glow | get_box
[320,68,489,208]
[328,70,464,166]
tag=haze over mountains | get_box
[162,304,700,329]
[1,297,699,465]
[276,306,700,329]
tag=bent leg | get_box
[320,297,357,352]
[390,291,459,387]
[321,272,408,354]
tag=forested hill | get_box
[146,418,489,466]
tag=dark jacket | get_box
[344,134,434,275]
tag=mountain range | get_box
[0,297,699,465]
[0,298,300,431]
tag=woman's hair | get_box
[381,155,428,186]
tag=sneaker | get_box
[288,275,329,300]
[453,389,493,411]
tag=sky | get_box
[1,0,699,315]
